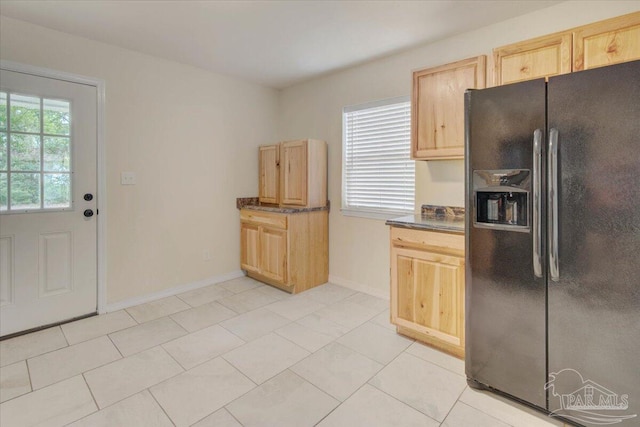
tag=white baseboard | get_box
[102,270,245,313]
[328,275,390,300]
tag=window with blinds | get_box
[342,96,414,218]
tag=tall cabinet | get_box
[242,139,328,294]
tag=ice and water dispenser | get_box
[473,169,530,232]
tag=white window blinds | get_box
[342,97,414,217]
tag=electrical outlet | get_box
[121,172,136,185]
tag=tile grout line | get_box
[123,308,142,324]
[438,383,470,425]
[148,387,178,427]
[454,400,517,427]
[80,373,101,415]
[367,379,442,425]
[0,360,35,405]
[401,345,466,377]
[107,317,190,358]
[126,302,192,325]
[279,368,341,426]
[273,319,337,347]
[225,408,247,427]
[363,345,449,423]
[0,328,70,368]
[332,324,415,367]
[59,324,71,346]
[217,321,254,344]
[264,327,313,353]
[29,341,123,391]
[106,333,125,359]
[2,332,124,405]
[80,346,189,415]
[157,344,187,374]
[174,293,196,308]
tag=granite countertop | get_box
[386,205,465,234]
[237,197,330,213]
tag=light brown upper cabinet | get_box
[493,12,640,86]
[493,32,572,85]
[259,139,327,208]
[412,55,486,160]
[573,12,640,71]
[258,144,280,204]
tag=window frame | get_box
[341,96,414,220]
[0,91,74,214]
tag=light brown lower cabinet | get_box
[240,208,328,294]
[390,226,465,358]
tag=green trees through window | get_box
[0,92,71,211]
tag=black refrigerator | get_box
[465,60,640,426]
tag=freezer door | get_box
[465,79,547,408]
[547,60,640,425]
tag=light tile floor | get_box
[0,277,565,427]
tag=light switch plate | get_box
[121,172,136,185]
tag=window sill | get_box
[341,208,413,221]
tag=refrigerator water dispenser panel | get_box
[473,169,530,232]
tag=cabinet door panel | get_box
[280,141,307,206]
[413,255,460,340]
[406,257,436,327]
[493,32,572,85]
[573,12,640,71]
[412,56,485,160]
[391,247,464,347]
[430,262,458,336]
[396,255,416,321]
[240,223,260,273]
[260,227,287,284]
[259,145,279,204]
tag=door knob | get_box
[84,193,93,201]
[83,209,94,218]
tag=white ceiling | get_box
[0,0,561,89]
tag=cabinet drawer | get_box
[390,227,464,256]
[240,210,288,229]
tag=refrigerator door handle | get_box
[533,129,543,278]
[548,128,560,281]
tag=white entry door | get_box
[0,69,98,336]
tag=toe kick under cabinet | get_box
[390,226,465,358]
[240,208,328,294]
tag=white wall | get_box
[277,1,640,296]
[2,2,637,304]
[0,16,279,305]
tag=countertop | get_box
[237,197,330,213]
[386,214,465,234]
[386,205,465,234]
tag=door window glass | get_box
[0,91,71,212]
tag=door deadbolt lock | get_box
[84,193,93,201]
[83,209,94,218]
